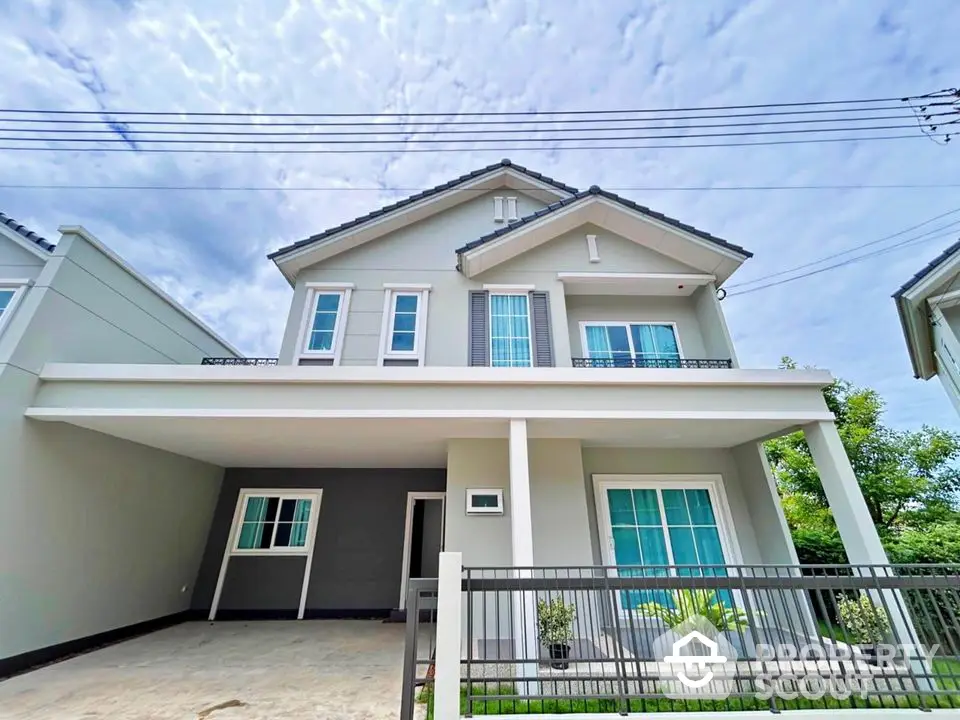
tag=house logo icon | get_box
[652,615,738,699]
[663,630,728,688]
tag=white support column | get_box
[434,552,463,720]
[509,419,539,693]
[804,421,932,687]
[803,421,888,564]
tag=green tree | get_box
[766,357,960,535]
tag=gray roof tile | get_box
[455,185,753,258]
[893,237,960,298]
[0,211,55,252]
[268,159,578,260]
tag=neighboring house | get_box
[894,238,960,414]
[0,214,241,675]
[3,161,890,679]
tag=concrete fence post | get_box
[434,551,463,720]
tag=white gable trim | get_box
[895,249,960,380]
[459,195,746,283]
[271,167,574,285]
[0,222,52,261]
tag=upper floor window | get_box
[490,293,533,367]
[583,322,681,367]
[0,280,27,337]
[297,283,353,364]
[379,284,431,365]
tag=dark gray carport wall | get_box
[191,468,446,617]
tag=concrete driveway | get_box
[0,620,414,720]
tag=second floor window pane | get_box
[631,324,680,360]
[585,323,680,366]
[309,293,342,351]
[390,293,419,352]
[490,294,532,367]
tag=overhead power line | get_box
[0,133,950,154]
[726,207,960,289]
[2,182,959,192]
[0,92,948,118]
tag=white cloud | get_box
[1,0,959,428]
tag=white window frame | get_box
[488,291,534,368]
[295,282,353,364]
[209,488,323,621]
[378,283,431,365]
[593,474,743,615]
[0,279,30,338]
[579,321,685,361]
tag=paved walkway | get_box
[0,620,410,720]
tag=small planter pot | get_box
[548,643,571,670]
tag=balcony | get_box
[200,357,278,366]
[573,357,734,369]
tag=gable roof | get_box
[893,237,960,299]
[267,159,577,261]
[0,211,56,252]
[892,237,960,380]
[455,185,752,258]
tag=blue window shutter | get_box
[468,290,489,366]
[530,291,555,367]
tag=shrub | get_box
[536,597,576,646]
[837,594,890,645]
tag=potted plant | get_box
[636,589,751,632]
[837,593,890,666]
[537,597,577,669]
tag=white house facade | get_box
[2,163,902,699]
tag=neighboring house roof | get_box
[0,211,56,252]
[892,237,960,299]
[455,185,752,258]
[892,237,960,380]
[267,159,578,260]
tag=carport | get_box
[0,620,422,719]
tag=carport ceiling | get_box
[39,416,797,468]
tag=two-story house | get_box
[15,160,891,651]
[894,238,960,415]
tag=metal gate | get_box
[399,578,439,720]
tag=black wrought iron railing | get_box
[200,357,278,366]
[572,357,734,369]
[458,564,960,714]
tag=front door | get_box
[399,493,446,609]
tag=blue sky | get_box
[1,0,959,430]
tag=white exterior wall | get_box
[277,193,730,369]
[0,230,233,662]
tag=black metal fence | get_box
[400,578,439,720]
[459,564,960,714]
[200,357,279,366]
[572,357,734,369]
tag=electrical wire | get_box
[4,114,945,138]
[0,104,931,127]
[3,183,959,192]
[725,228,960,298]
[0,133,949,154]
[0,92,948,117]
[726,208,960,289]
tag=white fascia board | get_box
[557,272,716,284]
[0,223,52,261]
[896,254,960,379]
[271,168,575,284]
[36,362,835,388]
[57,225,244,358]
[25,407,837,422]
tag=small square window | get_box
[466,488,504,515]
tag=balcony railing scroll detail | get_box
[200,357,279,366]
[573,357,734,369]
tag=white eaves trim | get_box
[25,407,838,423]
[36,362,835,388]
[927,288,960,310]
[0,221,52,261]
[558,272,715,284]
[57,226,244,358]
